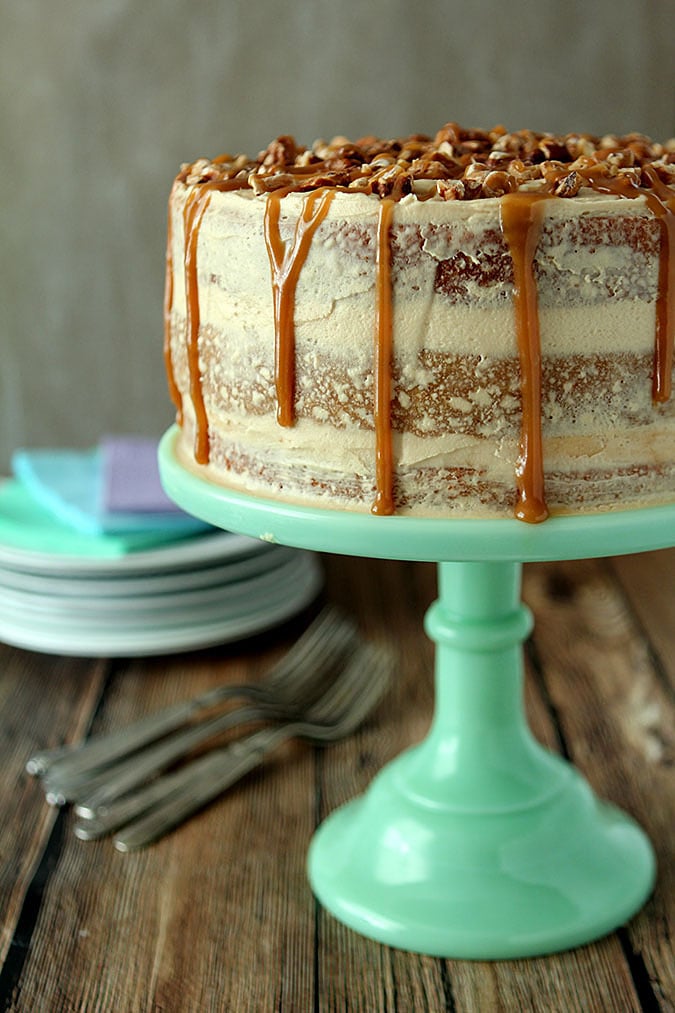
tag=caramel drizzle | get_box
[164,177,246,461]
[500,193,551,524]
[183,187,213,464]
[649,186,675,403]
[170,177,248,464]
[371,199,396,515]
[498,171,674,522]
[163,184,182,424]
[263,188,336,427]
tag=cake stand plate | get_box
[159,427,674,959]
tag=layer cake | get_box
[164,125,675,522]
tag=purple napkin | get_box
[100,435,181,514]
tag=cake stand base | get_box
[159,428,671,960]
[308,754,654,960]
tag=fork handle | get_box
[60,704,271,811]
[73,747,237,840]
[28,697,208,780]
[112,727,290,852]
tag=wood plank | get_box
[447,940,642,1013]
[523,556,674,1011]
[607,548,675,691]
[0,644,108,968]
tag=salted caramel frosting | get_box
[164,124,675,522]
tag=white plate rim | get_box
[0,558,322,656]
[0,551,314,620]
[0,543,294,598]
[0,529,268,577]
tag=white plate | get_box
[0,550,312,621]
[0,529,268,577]
[0,555,322,656]
[0,543,293,598]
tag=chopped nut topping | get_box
[550,170,584,198]
[177,124,675,202]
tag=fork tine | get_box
[304,643,377,722]
[308,643,393,734]
[265,607,358,687]
[262,611,360,709]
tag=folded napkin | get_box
[100,435,181,513]
[10,436,211,544]
[0,479,205,557]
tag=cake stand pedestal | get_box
[159,426,674,959]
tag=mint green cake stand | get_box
[159,426,674,959]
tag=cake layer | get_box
[168,187,661,322]
[176,419,674,518]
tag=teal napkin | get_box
[0,479,208,557]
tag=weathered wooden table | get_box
[0,550,672,1012]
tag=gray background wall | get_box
[1,0,673,473]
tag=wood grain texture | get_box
[0,551,672,1012]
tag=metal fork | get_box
[76,642,393,851]
[31,606,358,804]
[67,628,353,813]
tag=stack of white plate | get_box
[0,533,322,656]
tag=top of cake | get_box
[177,123,675,203]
